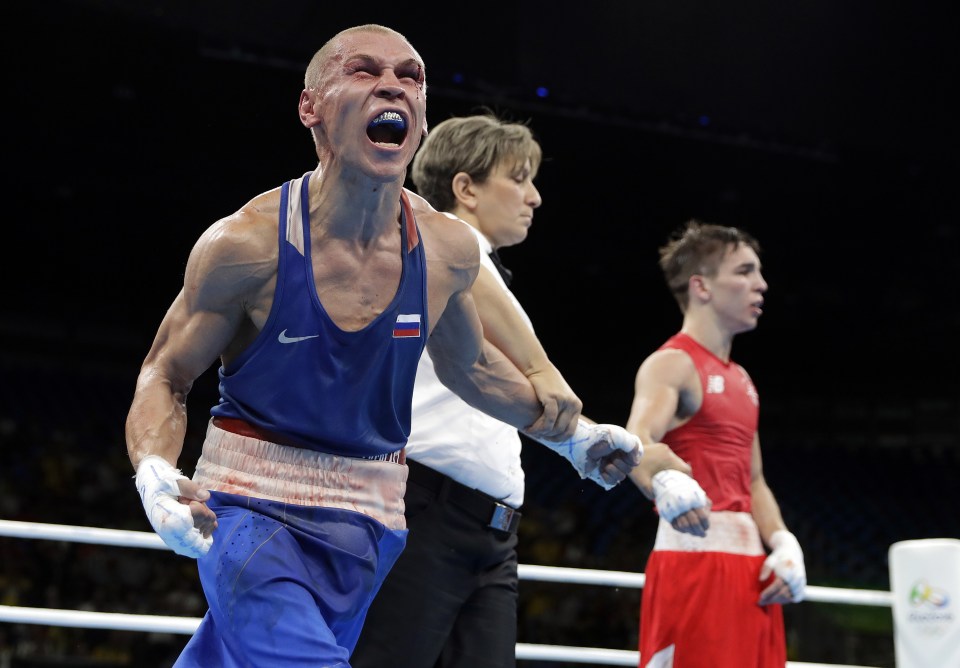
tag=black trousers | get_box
[351,461,520,668]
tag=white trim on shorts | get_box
[653,510,764,556]
[192,419,408,530]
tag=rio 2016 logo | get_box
[904,577,954,636]
[909,579,950,609]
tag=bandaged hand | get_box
[760,529,806,602]
[651,469,710,523]
[540,420,643,490]
[135,455,212,559]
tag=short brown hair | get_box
[659,219,761,311]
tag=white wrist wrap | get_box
[765,529,806,601]
[651,469,709,522]
[540,419,642,490]
[135,455,211,559]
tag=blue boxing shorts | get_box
[174,420,408,668]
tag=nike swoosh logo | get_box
[278,329,320,344]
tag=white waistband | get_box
[653,511,764,556]
[192,420,408,530]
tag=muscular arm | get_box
[440,244,637,482]
[412,186,583,438]
[469,263,581,438]
[125,213,271,469]
[125,288,226,469]
[427,286,547,433]
[625,350,711,534]
[125,207,275,543]
[752,434,807,604]
[625,350,695,496]
[418,205,576,440]
[415,197,637,481]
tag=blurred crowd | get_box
[1,360,957,667]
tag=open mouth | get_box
[367,111,407,147]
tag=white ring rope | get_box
[518,564,892,606]
[0,605,199,635]
[0,518,168,550]
[0,519,891,667]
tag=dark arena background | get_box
[3,2,958,666]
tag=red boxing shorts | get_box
[639,512,785,668]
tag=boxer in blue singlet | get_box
[174,173,424,666]
[126,25,639,668]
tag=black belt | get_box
[406,459,521,534]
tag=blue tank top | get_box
[210,173,429,458]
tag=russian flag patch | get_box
[393,314,421,339]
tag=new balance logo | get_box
[278,329,320,344]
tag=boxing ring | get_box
[0,519,891,667]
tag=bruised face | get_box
[701,243,768,334]
[471,158,542,249]
[304,30,427,182]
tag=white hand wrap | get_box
[135,455,211,559]
[651,469,709,522]
[541,420,642,490]
[764,529,806,601]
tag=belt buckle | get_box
[488,503,517,533]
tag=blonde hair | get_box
[411,113,541,212]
